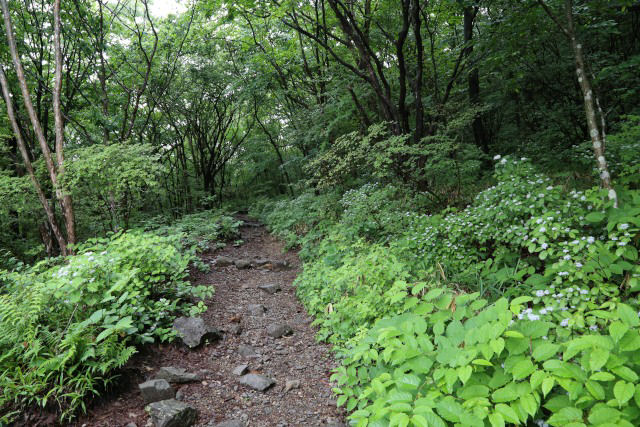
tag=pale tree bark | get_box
[538,0,618,207]
[53,0,76,246]
[0,67,68,255]
[1,0,76,251]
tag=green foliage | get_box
[255,191,342,250]
[149,209,243,253]
[61,143,165,235]
[262,151,640,426]
[0,230,211,422]
[332,288,640,427]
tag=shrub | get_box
[150,209,242,252]
[333,286,640,427]
[0,230,212,423]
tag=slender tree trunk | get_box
[53,0,76,246]
[538,0,617,206]
[464,5,489,153]
[1,0,76,251]
[0,67,68,254]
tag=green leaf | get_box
[589,348,610,372]
[609,321,629,343]
[495,404,519,424]
[458,366,473,384]
[617,304,639,327]
[590,372,615,381]
[488,413,505,427]
[533,343,559,361]
[542,377,555,397]
[613,381,634,406]
[411,415,428,427]
[512,359,535,380]
[585,212,605,223]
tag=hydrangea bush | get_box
[261,153,640,426]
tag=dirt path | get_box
[76,219,345,427]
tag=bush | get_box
[261,151,640,426]
[0,230,212,423]
[150,209,242,253]
[333,287,640,427]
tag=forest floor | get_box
[73,218,345,427]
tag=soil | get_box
[72,218,346,427]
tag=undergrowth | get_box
[257,148,640,426]
[0,210,237,423]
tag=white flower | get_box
[536,218,544,224]
[540,227,546,233]
[560,319,569,327]
[580,289,588,295]
[587,236,595,244]
[528,313,541,321]
[493,155,501,160]
[541,243,548,249]
[589,325,598,331]
[620,223,629,230]
[563,255,571,260]
[575,262,583,268]
[546,186,554,190]
[500,158,507,165]
[619,242,627,246]
[536,290,546,297]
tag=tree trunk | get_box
[0,67,68,254]
[538,0,617,206]
[53,0,76,246]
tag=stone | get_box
[227,324,243,336]
[173,317,222,348]
[271,260,290,271]
[213,256,234,267]
[238,373,275,391]
[258,283,281,294]
[155,367,201,384]
[246,304,266,316]
[138,379,175,404]
[252,258,271,267]
[267,323,293,338]
[148,399,197,427]
[125,423,138,427]
[237,344,260,359]
[234,259,252,269]
[233,364,249,376]
[175,390,184,401]
[284,379,300,393]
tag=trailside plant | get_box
[0,230,212,423]
[332,287,640,427]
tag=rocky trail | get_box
[75,219,346,427]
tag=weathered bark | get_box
[538,0,618,207]
[53,0,76,246]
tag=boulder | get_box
[138,379,175,404]
[266,324,293,338]
[155,367,200,384]
[257,283,281,294]
[148,399,197,427]
[173,317,222,348]
[238,373,275,391]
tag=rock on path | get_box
[75,217,345,427]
